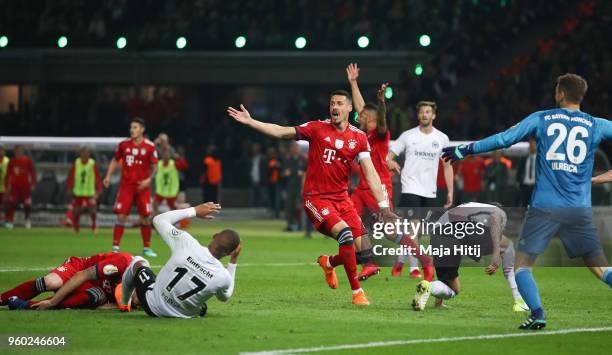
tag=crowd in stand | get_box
[445,0,611,140]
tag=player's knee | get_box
[43,273,63,290]
[117,214,128,223]
[337,227,354,246]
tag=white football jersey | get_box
[147,209,236,318]
[390,127,449,198]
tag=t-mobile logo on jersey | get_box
[323,148,336,164]
[125,155,135,166]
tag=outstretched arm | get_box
[442,112,539,163]
[593,170,612,184]
[376,83,389,135]
[227,105,296,140]
[347,63,365,114]
[152,203,221,250]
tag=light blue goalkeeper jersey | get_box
[472,107,612,208]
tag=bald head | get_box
[209,229,241,259]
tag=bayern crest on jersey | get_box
[348,139,357,150]
[335,139,344,149]
[132,148,139,155]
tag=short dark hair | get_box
[130,117,146,127]
[362,103,378,112]
[217,229,241,255]
[556,73,588,104]
[330,90,352,103]
[416,101,437,113]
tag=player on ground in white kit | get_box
[119,202,241,318]
[411,202,528,312]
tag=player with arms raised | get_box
[443,73,612,329]
[346,63,434,281]
[228,90,396,306]
[104,117,158,257]
[118,203,241,318]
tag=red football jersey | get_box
[356,130,391,190]
[7,155,36,188]
[82,252,133,296]
[114,139,158,185]
[295,120,370,200]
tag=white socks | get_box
[501,243,522,300]
[430,280,456,299]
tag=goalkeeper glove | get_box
[441,144,473,163]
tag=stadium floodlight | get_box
[294,36,307,49]
[116,36,127,49]
[419,34,431,47]
[357,36,370,48]
[415,63,424,76]
[57,36,68,48]
[385,86,393,99]
[0,35,7,48]
[235,36,247,48]
[176,37,187,49]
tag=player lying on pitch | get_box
[1,252,134,310]
[228,89,397,306]
[412,202,529,312]
[117,202,241,318]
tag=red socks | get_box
[400,235,432,267]
[113,224,125,247]
[339,244,361,291]
[90,213,97,231]
[1,279,41,304]
[141,224,152,248]
[73,212,80,232]
[329,255,343,267]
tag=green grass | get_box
[1,220,611,354]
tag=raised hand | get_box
[227,104,253,125]
[377,82,389,103]
[346,63,360,83]
[195,202,222,219]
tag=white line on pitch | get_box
[240,326,612,355]
[0,262,313,273]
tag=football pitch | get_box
[1,220,611,354]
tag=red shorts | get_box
[73,196,97,209]
[50,257,113,296]
[154,194,177,210]
[50,256,87,283]
[350,183,393,217]
[303,197,367,237]
[9,185,32,205]
[113,184,152,216]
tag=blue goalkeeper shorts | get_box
[518,207,602,259]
